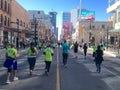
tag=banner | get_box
[78,9,95,21]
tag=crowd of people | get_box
[2,40,105,84]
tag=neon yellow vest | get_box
[7,48,17,58]
[27,47,37,56]
[44,48,53,61]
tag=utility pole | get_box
[16,21,19,49]
[106,27,109,50]
[102,24,105,45]
[79,0,82,43]
[34,17,37,46]
[10,21,19,49]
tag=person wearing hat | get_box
[43,44,54,75]
[27,43,38,75]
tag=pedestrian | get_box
[3,44,19,84]
[38,41,42,51]
[94,45,104,73]
[62,40,70,67]
[83,43,88,59]
[73,41,79,58]
[92,44,97,58]
[6,42,10,50]
[43,44,54,76]
[27,43,38,75]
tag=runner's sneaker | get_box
[30,70,32,76]
[14,77,19,81]
[6,80,11,84]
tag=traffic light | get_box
[80,28,83,33]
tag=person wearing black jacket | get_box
[94,45,104,73]
[83,43,88,59]
[73,41,78,58]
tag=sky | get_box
[16,0,111,36]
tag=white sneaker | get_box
[6,80,11,84]
[30,70,33,76]
[14,77,19,81]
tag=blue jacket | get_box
[62,43,70,54]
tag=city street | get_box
[0,47,120,90]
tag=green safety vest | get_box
[38,42,42,47]
[101,46,105,51]
[27,47,37,56]
[7,48,17,58]
[92,46,97,52]
[44,47,54,62]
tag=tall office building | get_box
[62,12,72,39]
[49,12,57,39]
[62,12,71,22]
[49,12,57,29]
[71,9,78,28]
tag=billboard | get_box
[62,22,73,38]
[78,9,95,21]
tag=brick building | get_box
[0,0,30,48]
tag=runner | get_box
[62,40,70,67]
[27,43,38,75]
[43,43,54,76]
[3,44,19,84]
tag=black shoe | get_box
[45,71,49,76]
[30,70,32,76]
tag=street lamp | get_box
[32,16,38,46]
[106,27,109,50]
[102,24,105,45]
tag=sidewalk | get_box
[88,48,120,59]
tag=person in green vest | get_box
[100,45,105,53]
[43,43,54,76]
[27,43,38,75]
[92,44,97,57]
[38,41,42,50]
[3,44,19,84]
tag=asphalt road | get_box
[0,47,118,90]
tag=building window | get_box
[118,6,120,22]
[102,25,105,29]
[8,17,10,26]
[8,3,10,14]
[4,16,7,26]
[0,0,1,9]
[20,20,22,26]
[38,11,40,14]
[4,0,7,11]
[0,0,3,9]
[109,0,116,6]
[23,22,25,27]
[0,14,1,24]
[0,14,3,24]
[16,19,19,25]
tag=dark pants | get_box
[84,50,87,56]
[45,61,51,72]
[63,53,68,65]
[28,57,36,70]
[96,63,102,73]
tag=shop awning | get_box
[109,29,120,33]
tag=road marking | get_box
[56,47,60,90]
